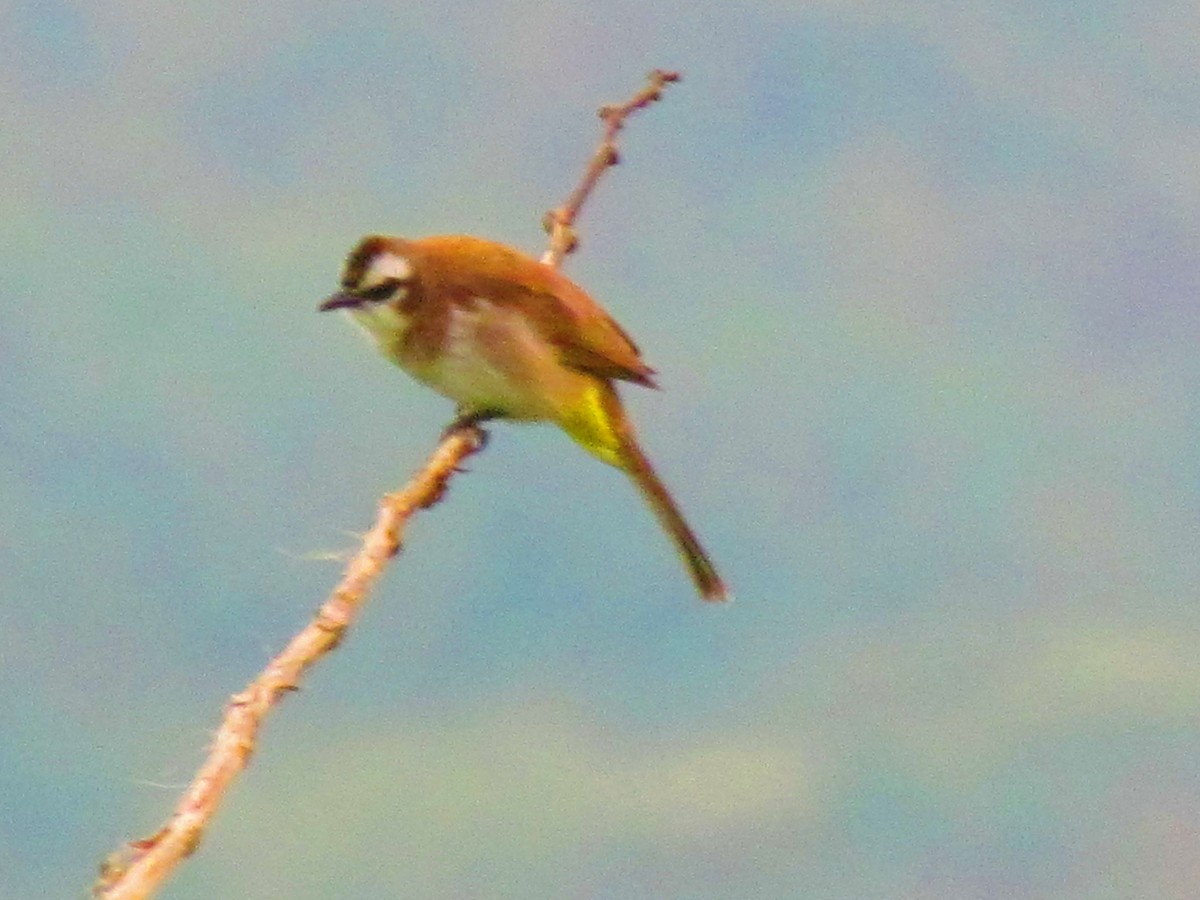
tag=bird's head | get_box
[319,235,417,340]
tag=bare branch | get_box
[541,69,681,267]
[94,427,485,899]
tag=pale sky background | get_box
[3,2,1200,898]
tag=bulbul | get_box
[320,234,727,601]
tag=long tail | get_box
[621,437,728,601]
[561,381,728,601]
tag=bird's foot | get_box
[440,408,501,449]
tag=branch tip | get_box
[541,68,680,269]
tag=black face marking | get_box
[341,236,393,289]
[357,280,402,303]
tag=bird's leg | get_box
[441,407,503,448]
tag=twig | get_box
[541,68,681,267]
[93,427,485,899]
[94,68,681,899]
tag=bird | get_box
[319,234,727,601]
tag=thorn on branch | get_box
[541,210,579,256]
[598,104,622,126]
[649,68,682,89]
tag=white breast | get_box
[423,298,585,421]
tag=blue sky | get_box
[3,2,1200,898]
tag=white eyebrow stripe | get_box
[369,252,414,284]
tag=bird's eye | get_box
[357,279,400,302]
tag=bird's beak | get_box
[318,292,361,312]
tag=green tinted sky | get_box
[3,2,1200,898]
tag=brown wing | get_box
[416,235,658,387]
